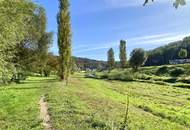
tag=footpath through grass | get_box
[0,77,55,130]
[0,74,190,130]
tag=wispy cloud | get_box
[128,32,190,46]
[104,0,142,8]
[73,32,190,54]
[73,41,118,53]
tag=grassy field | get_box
[0,74,190,130]
[0,77,55,130]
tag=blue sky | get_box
[33,0,190,61]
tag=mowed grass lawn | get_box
[1,74,190,130]
[46,74,190,130]
[0,77,55,130]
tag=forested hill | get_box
[73,57,107,70]
[145,36,190,66]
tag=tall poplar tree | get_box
[119,40,127,68]
[57,0,72,84]
[107,48,115,71]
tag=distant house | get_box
[169,59,190,65]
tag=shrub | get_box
[170,67,185,77]
[104,70,134,81]
[178,77,190,84]
[164,77,177,83]
[154,81,169,85]
[11,72,26,83]
[156,66,168,75]
[173,84,190,89]
[120,72,134,81]
[135,73,152,80]
[88,72,109,79]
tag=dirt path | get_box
[39,96,53,130]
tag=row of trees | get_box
[0,0,53,84]
[0,0,76,85]
[107,40,147,71]
[107,37,189,70]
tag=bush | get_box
[135,73,152,80]
[120,71,134,81]
[107,71,134,81]
[156,66,168,75]
[164,77,177,83]
[11,72,26,83]
[173,84,190,89]
[86,72,109,79]
[170,67,185,77]
[178,77,190,84]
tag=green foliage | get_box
[57,0,72,83]
[173,0,186,8]
[71,58,79,74]
[178,76,190,84]
[0,0,38,83]
[107,48,115,71]
[178,48,188,59]
[170,67,185,77]
[119,40,127,68]
[163,77,177,83]
[92,64,190,87]
[156,66,169,75]
[173,83,190,89]
[129,48,147,71]
[0,0,52,83]
[90,70,134,81]
[146,36,190,66]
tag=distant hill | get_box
[73,57,107,71]
[145,36,190,66]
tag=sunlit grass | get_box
[0,74,190,130]
[46,74,190,130]
[0,77,52,130]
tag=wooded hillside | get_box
[145,36,190,66]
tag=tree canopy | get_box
[119,40,127,68]
[129,48,147,70]
[107,48,115,71]
[57,0,72,83]
[145,36,190,66]
[0,0,52,83]
[178,48,188,59]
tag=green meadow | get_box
[1,73,190,130]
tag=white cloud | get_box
[73,32,190,54]
[127,32,190,46]
[104,0,142,7]
[73,41,118,53]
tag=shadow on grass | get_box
[22,79,58,84]
[0,79,58,91]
